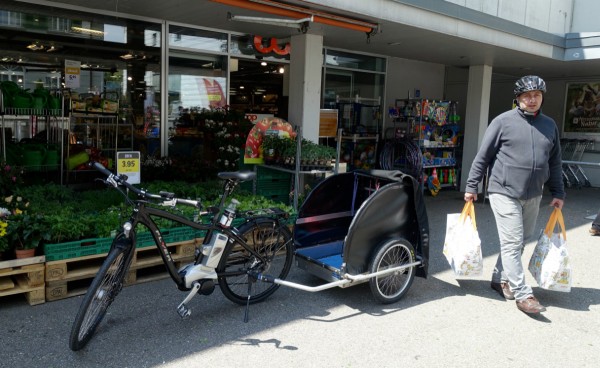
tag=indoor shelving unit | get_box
[385,98,462,191]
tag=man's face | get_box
[517,90,543,113]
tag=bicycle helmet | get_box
[514,75,547,96]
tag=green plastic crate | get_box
[44,237,113,261]
[136,227,197,248]
[256,166,291,181]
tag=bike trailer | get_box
[293,170,429,284]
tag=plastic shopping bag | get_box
[443,201,483,277]
[528,208,572,292]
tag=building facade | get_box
[2,0,599,187]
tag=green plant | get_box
[261,135,279,160]
[201,106,253,171]
[7,213,52,250]
[0,210,9,254]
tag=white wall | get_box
[384,57,446,128]
[445,0,573,34]
[571,0,600,32]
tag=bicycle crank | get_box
[176,282,201,318]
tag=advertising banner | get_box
[563,82,600,133]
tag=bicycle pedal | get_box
[177,303,191,318]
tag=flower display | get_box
[0,195,50,255]
[201,107,252,171]
[0,209,9,254]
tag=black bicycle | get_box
[69,161,293,351]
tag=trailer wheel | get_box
[368,238,416,304]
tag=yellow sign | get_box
[64,60,81,89]
[118,157,139,172]
[116,151,141,184]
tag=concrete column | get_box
[288,33,323,143]
[460,64,492,192]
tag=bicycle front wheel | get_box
[69,237,134,351]
[217,218,293,305]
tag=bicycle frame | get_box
[126,203,280,291]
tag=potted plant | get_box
[1,195,50,258]
[7,213,51,258]
[261,135,279,164]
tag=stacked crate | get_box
[0,256,46,305]
[254,166,292,204]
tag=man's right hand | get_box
[464,192,478,202]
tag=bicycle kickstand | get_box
[243,273,256,323]
[177,282,201,318]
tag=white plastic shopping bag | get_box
[443,201,483,277]
[528,208,572,292]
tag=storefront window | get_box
[0,2,162,165]
[167,51,228,157]
[323,67,385,108]
[325,49,386,73]
[169,25,227,52]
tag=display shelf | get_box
[256,126,338,212]
[387,98,462,192]
[1,90,67,182]
[336,95,381,136]
[66,112,133,180]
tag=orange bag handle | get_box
[544,207,567,240]
[459,201,477,230]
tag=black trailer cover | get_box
[294,170,429,278]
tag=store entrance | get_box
[229,58,287,120]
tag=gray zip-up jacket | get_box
[466,108,565,200]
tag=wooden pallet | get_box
[0,256,46,305]
[45,240,196,302]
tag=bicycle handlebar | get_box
[89,161,202,209]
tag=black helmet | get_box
[514,75,547,96]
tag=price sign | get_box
[65,60,81,89]
[116,151,141,184]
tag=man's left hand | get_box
[550,198,564,209]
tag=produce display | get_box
[244,117,295,164]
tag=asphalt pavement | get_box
[1,186,599,368]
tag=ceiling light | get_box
[120,53,146,61]
[279,67,285,74]
[71,26,105,36]
[27,42,45,51]
[261,61,267,66]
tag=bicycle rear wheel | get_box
[69,236,134,351]
[217,218,293,305]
